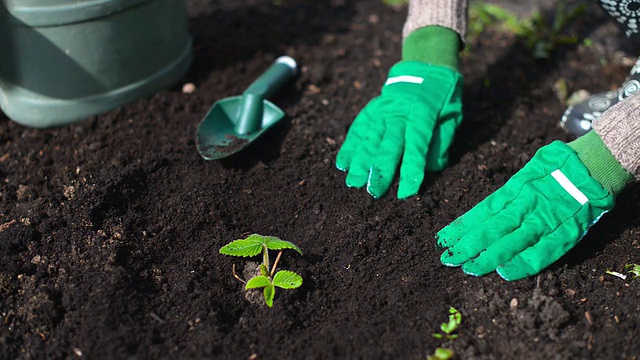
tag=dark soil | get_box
[2,0,640,359]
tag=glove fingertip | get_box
[365,183,384,199]
[440,249,461,267]
[496,263,535,281]
[335,150,352,171]
[335,162,348,172]
[461,259,499,277]
[435,232,460,248]
[461,265,485,277]
[345,169,369,188]
[397,183,419,200]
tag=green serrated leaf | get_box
[273,270,303,289]
[432,333,443,339]
[219,237,263,257]
[262,236,303,255]
[259,264,269,276]
[245,275,271,290]
[263,283,276,307]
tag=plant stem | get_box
[271,250,283,277]
[262,244,269,269]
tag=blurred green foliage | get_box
[381,0,409,6]
[468,0,587,59]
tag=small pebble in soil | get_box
[510,298,518,309]
[182,83,196,94]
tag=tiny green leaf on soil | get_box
[245,275,272,290]
[427,347,454,360]
[273,270,303,289]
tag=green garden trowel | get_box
[196,56,298,160]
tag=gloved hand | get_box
[437,129,634,280]
[336,26,463,199]
[336,61,463,199]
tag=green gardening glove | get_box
[437,134,632,281]
[336,26,463,199]
[335,61,463,198]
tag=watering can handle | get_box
[236,56,298,135]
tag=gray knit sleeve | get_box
[593,95,640,180]
[402,0,469,40]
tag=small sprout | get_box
[433,307,461,340]
[220,234,303,307]
[605,270,627,280]
[606,264,640,281]
[625,263,640,280]
[427,347,454,360]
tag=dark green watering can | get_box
[0,0,192,128]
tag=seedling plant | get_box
[428,307,462,360]
[433,307,462,340]
[625,263,640,279]
[220,234,303,307]
[468,0,586,59]
[606,263,640,280]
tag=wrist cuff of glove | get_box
[402,26,460,70]
[568,131,634,197]
[386,60,462,87]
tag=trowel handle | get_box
[243,56,298,99]
[235,56,298,135]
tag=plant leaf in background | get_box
[467,0,586,59]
